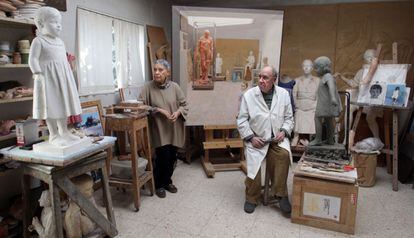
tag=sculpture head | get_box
[153,59,171,85]
[34,7,62,37]
[363,49,375,64]
[314,56,332,76]
[249,51,253,56]
[258,66,277,93]
[302,59,313,75]
[217,53,220,57]
[39,190,51,207]
[203,30,210,38]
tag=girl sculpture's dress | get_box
[32,35,81,119]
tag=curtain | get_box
[77,8,114,95]
[113,19,145,88]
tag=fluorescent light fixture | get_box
[187,16,254,27]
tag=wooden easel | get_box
[201,125,247,177]
[350,42,407,191]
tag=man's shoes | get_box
[165,184,178,193]
[279,196,292,214]
[156,188,166,198]
[244,201,256,214]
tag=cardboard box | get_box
[291,175,358,235]
[15,119,38,146]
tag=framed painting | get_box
[232,67,244,82]
[77,100,105,137]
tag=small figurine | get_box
[29,190,54,238]
[215,52,223,76]
[29,7,82,147]
[309,56,342,146]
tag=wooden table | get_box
[22,152,117,238]
[0,137,117,238]
[105,113,155,211]
[350,102,409,191]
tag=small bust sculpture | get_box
[215,53,223,76]
[309,56,342,146]
[291,59,320,146]
[64,174,96,238]
[262,56,269,67]
[29,7,82,147]
[29,190,54,238]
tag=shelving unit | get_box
[0,16,35,27]
[0,97,33,104]
[0,64,30,68]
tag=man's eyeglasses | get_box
[258,74,274,81]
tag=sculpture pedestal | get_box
[33,137,92,157]
[305,144,349,164]
[192,79,214,90]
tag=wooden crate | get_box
[291,175,358,235]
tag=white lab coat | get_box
[237,85,294,179]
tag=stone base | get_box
[192,80,214,90]
[305,143,349,163]
[33,137,93,157]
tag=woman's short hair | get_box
[154,59,171,71]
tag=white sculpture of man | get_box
[29,7,82,147]
[30,190,54,238]
[246,51,255,69]
[215,53,223,76]
[336,49,382,138]
[291,59,320,146]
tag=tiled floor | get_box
[95,160,414,238]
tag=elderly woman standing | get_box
[139,59,188,198]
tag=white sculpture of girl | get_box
[29,7,82,147]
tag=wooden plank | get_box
[101,166,116,228]
[0,16,35,26]
[22,175,31,238]
[201,159,215,178]
[212,163,243,171]
[56,177,118,237]
[0,96,33,104]
[203,140,243,149]
[204,125,238,130]
[49,183,64,238]
[392,110,399,191]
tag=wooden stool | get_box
[105,113,155,211]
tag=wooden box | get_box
[291,175,358,234]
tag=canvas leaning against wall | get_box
[174,6,284,126]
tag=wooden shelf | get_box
[0,64,30,68]
[0,97,33,104]
[0,16,35,27]
[0,133,16,142]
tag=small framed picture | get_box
[384,84,408,107]
[76,100,105,137]
[232,67,244,82]
[119,86,142,103]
